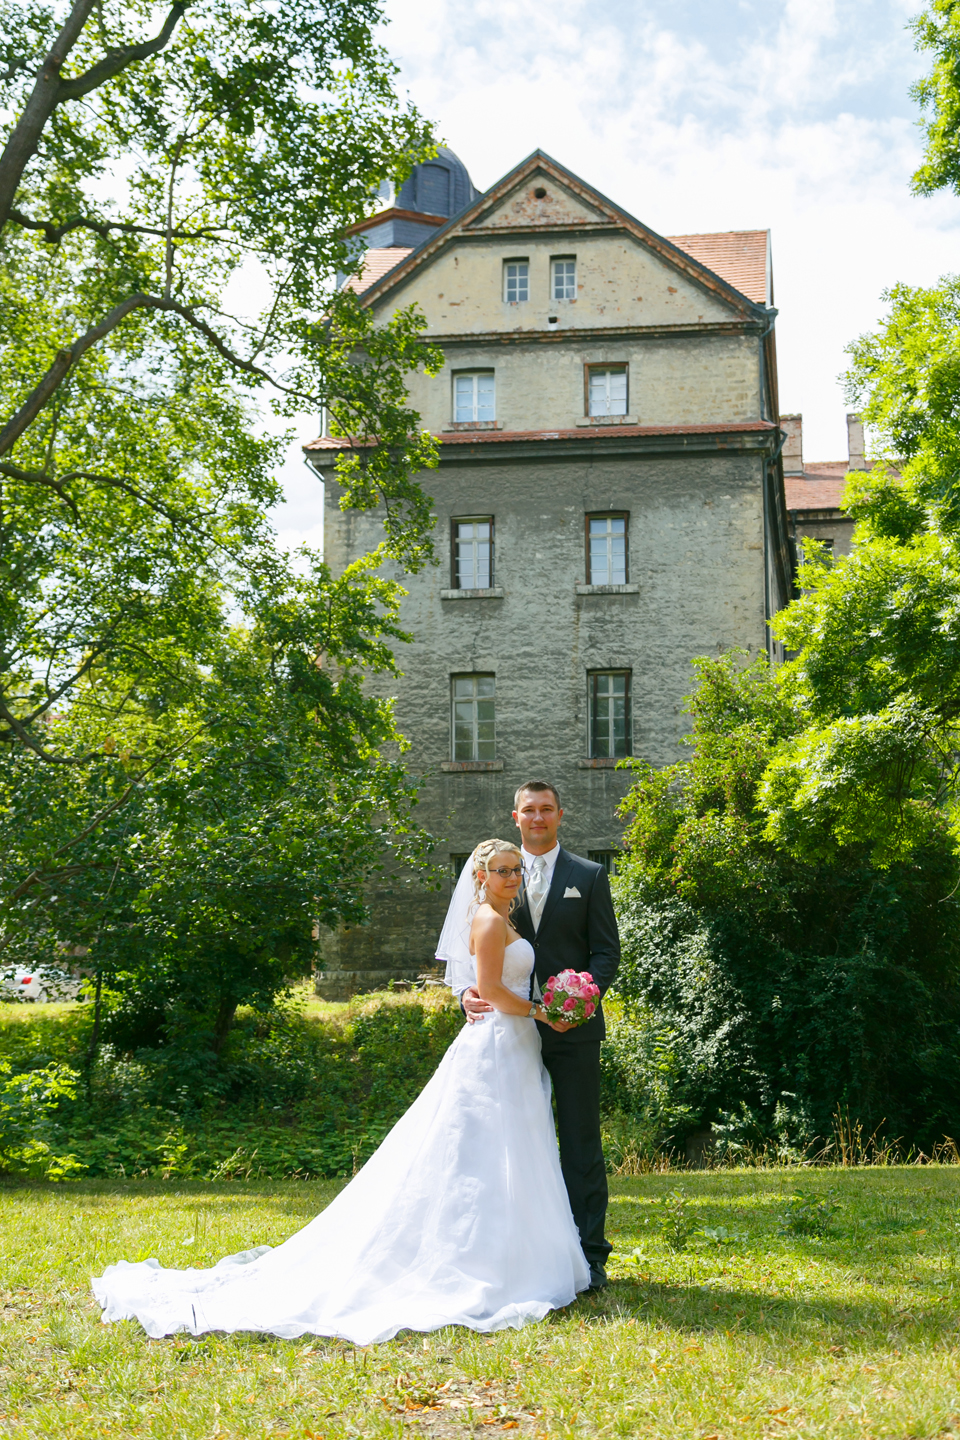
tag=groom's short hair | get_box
[514,779,561,809]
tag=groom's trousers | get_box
[539,1041,611,1267]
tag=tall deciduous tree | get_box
[0,1,446,1030]
[763,282,960,864]
[0,0,440,764]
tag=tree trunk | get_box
[212,997,238,1056]
[0,0,96,229]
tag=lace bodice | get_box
[501,936,535,1000]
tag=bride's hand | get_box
[547,1018,574,1033]
[462,986,495,1024]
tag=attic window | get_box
[504,260,529,304]
[534,186,547,199]
[552,257,576,301]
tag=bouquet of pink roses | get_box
[540,970,601,1026]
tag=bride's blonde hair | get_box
[472,839,523,911]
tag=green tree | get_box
[2,546,436,1055]
[762,279,960,864]
[910,0,960,197]
[613,653,960,1151]
[0,0,441,769]
[0,2,446,1039]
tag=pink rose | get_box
[562,997,576,1012]
[543,991,554,1007]
[584,1001,595,1017]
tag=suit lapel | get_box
[536,848,575,938]
[513,890,534,941]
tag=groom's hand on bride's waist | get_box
[462,987,573,1032]
[462,986,495,1023]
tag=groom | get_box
[463,780,620,1290]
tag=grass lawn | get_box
[3,1169,960,1437]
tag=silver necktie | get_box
[528,855,549,931]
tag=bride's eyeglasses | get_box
[486,865,524,878]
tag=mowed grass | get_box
[3,1169,960,1438]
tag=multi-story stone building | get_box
[306,148,793,996]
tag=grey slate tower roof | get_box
[347,148,482,251]
[396,146,481,218]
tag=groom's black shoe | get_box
[587,1263,608,1291]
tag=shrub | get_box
[0,1057,82,1180]
[612,652,960,1152]
[0,989,464,1180]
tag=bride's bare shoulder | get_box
[468,904,507,953]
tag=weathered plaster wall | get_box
[378,230,739,337]
[401,331,761,434]
[315,446,768,994]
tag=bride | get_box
[92,840,591,1344]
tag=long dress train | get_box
[91,939,591,1344]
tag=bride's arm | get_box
[473,913,547,1020]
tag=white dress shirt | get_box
[520,842,561,886]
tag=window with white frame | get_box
[452,675,496,761]
[589,671,631,759]
[587,514,628,585]
[552,257,576,301]
[454,371,495,424]
[588,365,628,417]
[453,518,494,589]
[504,260,529,304]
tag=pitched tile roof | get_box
[667,231,769,305]
[344,247,413,293]
[784,474,847,509]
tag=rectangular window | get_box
[552,257,576,300]
[453,518,494,589]
[504,260,529,304]
[588,365,628,417]
[452,675,496,761]
[451,853,471,880]
[587,514,628,585]
[454,371,495,424]
[589,671,631,759]
[588,850,622,876]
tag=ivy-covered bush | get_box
[611,653,960,1153]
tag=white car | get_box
[2,965,83,1002]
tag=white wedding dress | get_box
[92,938,590,1344]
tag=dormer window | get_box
[454,371,495,424]
[552,257,576,301]
[504,260,529,304]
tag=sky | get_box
[271,0,960,551]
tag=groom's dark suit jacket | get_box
[513,847,620,1050]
